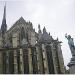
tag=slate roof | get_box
[39,27,52,43]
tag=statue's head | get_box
[68,35,71,39]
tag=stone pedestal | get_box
[68,56,75,74]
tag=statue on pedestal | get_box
[65,33,75,56]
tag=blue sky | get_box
[0,0,75,69]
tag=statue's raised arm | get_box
[65,33,68,39]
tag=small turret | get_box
[38,24,42,33]
[43,26,46,34]
[38,24,42,41]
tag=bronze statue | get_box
[65,33,75,56]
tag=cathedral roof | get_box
[39,27,53,43]
[14,16,26,25]
[7,17,26,33]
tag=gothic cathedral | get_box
[0,5,65,74]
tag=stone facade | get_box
[0,5,65,74]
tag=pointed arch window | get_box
[21,27,25,40]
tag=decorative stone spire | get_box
[39,26,52,43]
[38,24,42,41]
[1,4,7,35]
[38,24,41,33]
[57,37,58,41]
[43,26,47,33]
[49,32,50,35]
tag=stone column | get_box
[42,44,49,74]
[28,47,33,74]
[36,45,43,74]
[6,51,9,74]
[12,33,18,74]
[0,37,3,73]
[57,43,65,73]
[50,43,65,74]
[0,52,3,74]
[19,48,24,73]
[0,37,2,47]
[36,46,40,73]
[50,43,58,74]
[13,50,18,74]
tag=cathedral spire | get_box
[3,3,6,20]
[1,3,7,35]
